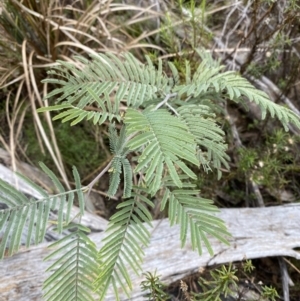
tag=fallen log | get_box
[0,163,108,237]
[1,204,300,301]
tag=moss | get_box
[23,117,107,181]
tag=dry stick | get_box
[0,74,25,89]
[87,161,112,196]
[81,157,113,183]
[222,1,251,50]
[278,258,292,301]
[29,60,70,190]
[283,257,300,275]
[22,41,70,189]
[222,2,276,64]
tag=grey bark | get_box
[1,204,300,301]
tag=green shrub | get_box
[0,50,299,300]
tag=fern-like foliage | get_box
[172,49,300,131]
[160,176,230,255]
[2,49,300,301]
[38,104,121,126]
[39,53,170,125]
[43,224,98,301]
[125,108,198,195]
[0,163,84,259]
[107,124,132,198]
[39,50,300,178]
[177,104,229,179]
[95,188,153,300]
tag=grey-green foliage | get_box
[125,108,199,194]
[140,271,171,301]
[196,263,239,301]
[1,49,299,301]
[107,124,132,198]
[43,224,98,301]
[160,176,228,255]
[95,188,154,299]
[0,163,84,258]
[0,163,97,301]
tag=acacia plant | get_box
[0,50,299,301]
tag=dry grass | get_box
[0,0,163,188]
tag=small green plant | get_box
[236,129,299,203]
[243,259,256,273]
[261,285,280,301]
[0,50,299,301]
[196,263,238,301]
[141,271,170,301]
[191,261,278,301]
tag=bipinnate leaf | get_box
[174,49,300,131]
[40,52,169,126]
[161,178,230,256]
[2,48,300,301]
[125,108,198,195]
[95,189,153,300]
[178,104,230,179]
[43,224,98,301]
[107,124,132,198]
[0,165,84,259]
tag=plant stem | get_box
[87,161,112,195]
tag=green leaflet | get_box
[125,108,198,195]
[107,124,133,198]
[0,165,84,259]
[177,104,230,179]
[41,53,169,126]
[95,190,153,300]
[43,225,98,301]
[163,186,230,255]
[173,49,300,131]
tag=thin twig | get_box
[153,93,177,111]
[87,161,112,196]
[278,257,292,301]
[283,257,300,275]
[166,103,179,116]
